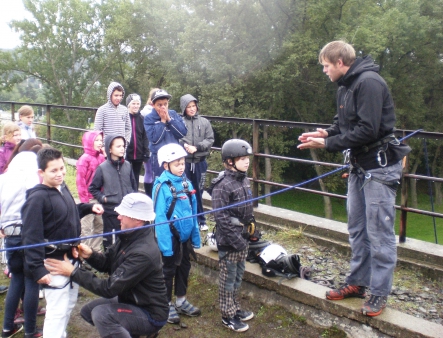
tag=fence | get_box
[1,101,443,244]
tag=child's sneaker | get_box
[2,324,23,337]
[0,285,8,294]
[236,309,254,321]
[175,299,201,317]
[361,295,387,317]
[326,284,366,300]
[167,304,180,324]
[222,315,249,332]
[13,309,24,325]
[24,327,43,338]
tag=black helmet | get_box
[221,139,253,161]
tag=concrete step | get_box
[194,246,443,338]
[202,193,443,281]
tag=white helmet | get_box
[259,244,287,263]
[157,143,187,166]
[206,233,218,252]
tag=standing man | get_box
[94,82,131,145]
[45,193,169,338]
[179,94,214,231]
[144,89,187,178]
[298,40,410,317]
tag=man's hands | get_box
[45,254,74,277]
[75,243,93,260]
[297,128,328,149]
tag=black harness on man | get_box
[345,134,401,191]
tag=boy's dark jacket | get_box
[211,169,253,252]
[89,134,137,207]
[71,226,169,323]
[22,183,94,282]
[126,111,150,161]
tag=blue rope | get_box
[0,129,422,253]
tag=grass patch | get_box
[271,188,443,243]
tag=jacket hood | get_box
[26,182,61,199]
[104,134,126,159]
[180,94,199,116]
[339,55,379,87]
[82,131,103,156]
[7,151,38,174]
[107,81,125,106]
[4,141,16,150]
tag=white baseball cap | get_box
[114,193,156,222]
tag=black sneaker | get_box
[236,309,254,321]
[361,295,388,317]
[24,327,43,338]
[2,324,24,338]
[222,315,249,332]
[0,285,8,294]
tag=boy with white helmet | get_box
[153,143,201,325]
[211,139,255,332]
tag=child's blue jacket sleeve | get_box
[153,183,174,256]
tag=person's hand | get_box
[157,107,171,123]
[298,128,328,143]
[37,274,52,285]
[44,254,75,277]
[184,144,197,154]
[297,137,326,149]
[92,204,104,215]
[76,243,93,259]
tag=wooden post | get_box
[46,105,51,143]
[399,153,409,243]
[252,120,259,207]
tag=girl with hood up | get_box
[89,134,138,250]
[76,131,105,252]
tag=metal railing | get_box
[1,101,442,244]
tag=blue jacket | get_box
[144,109,187,154]
[153,170,200,256]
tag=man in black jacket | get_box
[298,41,409,317]
[45,193,168,338]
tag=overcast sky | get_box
[0,0,31,50]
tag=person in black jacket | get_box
[89,134,138,250]
[21,147,104,338]
[125,93,150,183]
[298,41,410,317]
[45,193,168,338]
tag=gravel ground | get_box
[252,226,443,325]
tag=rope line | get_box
[0,129,422,253]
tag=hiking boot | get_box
[236,309,254,321]
[325,284,366,300]
[2,324,23,337]
[24,327,43,338]
[167,304,180,324]
[175,299,201,317]
[222,315,249,332]
[361,295,387,317]
[199,223,209,231]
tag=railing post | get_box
[11,103,15,121]
[252,120,259,207]
[46,105,51,143]
[399,153,410,243]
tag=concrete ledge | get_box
[202,193,443,281]
[195,246,443,338]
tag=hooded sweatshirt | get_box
[76,131,106,203]
[0,152,39,230]
[22,182,95,281]
[179,94,214,163]
[324,56,403,169]
[89,134,137,208]
[0,141,16,174]
[94,82,131,144]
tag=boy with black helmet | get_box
[212,139,254,332]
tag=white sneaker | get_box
[39,289,44,299]
[199,223,209,231]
